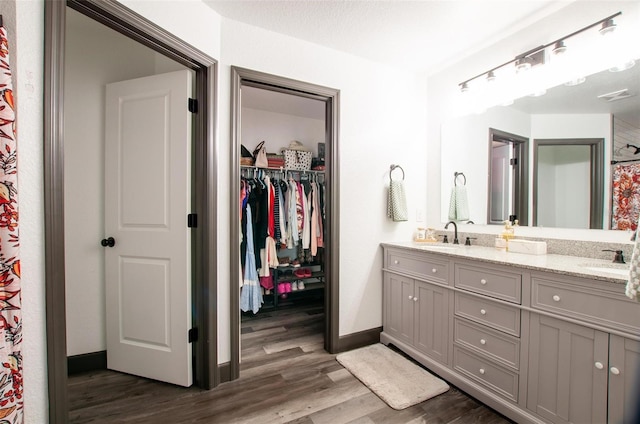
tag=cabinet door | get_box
[608,335,640,424]
[414,281,449,364]
[527,314,608,424]
[383,273,414,345]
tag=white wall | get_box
[219,18,427,358]
[64,9,184,357]
[427,0,638,243]
[241,107,325,156]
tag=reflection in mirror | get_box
[532,138,604,229]
[488,129,528,226]
[441,54,640,230]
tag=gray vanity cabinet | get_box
[381,244,640,424]
[606,335,640,424]
[527,314,608,423]
[383,271,449,364]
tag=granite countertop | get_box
[382,241,630,285]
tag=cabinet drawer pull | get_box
[610,367,620,375]
[480,339,486,345]
[595,362,604,370]
[480,309,487,315]
[413,297,418,302]
[552,295,561,302]
[480,278,487,285]
[408,295,413,300]
[394,260,399,265]
[479,368,485,375]
[432,268,437,273]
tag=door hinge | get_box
[510,158,518,166]
[188,328,198,343]
[188,98,198,113]
[188,213,197,228]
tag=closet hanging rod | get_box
[611,159,640,165]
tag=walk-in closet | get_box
[238,83,329,364]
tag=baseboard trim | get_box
[67,351,107,375]
[333,326,381,354]
[218,361,231,384]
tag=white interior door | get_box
[104,70,193,387]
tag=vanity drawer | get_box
[453,346,519,402]
[386,249,449,284]
[455,292,521,337]
[531,276,640,334]
[454,317,520,370]
[455,263,521,304]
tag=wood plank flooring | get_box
[68,301,513,423]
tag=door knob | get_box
[101,237,115,247]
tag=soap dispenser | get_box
[502,219,517,241]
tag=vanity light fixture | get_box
[599,18,617,36]
[609,59,635,72]
[457,11,629,111]
[552,40,567,56]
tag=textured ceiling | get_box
[203,0,568,73]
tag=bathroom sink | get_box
[581,263,629,277]
[415,243,459,252]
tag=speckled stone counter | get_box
[382,241,629,285]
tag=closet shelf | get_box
[276,271,324,283]
[241,165,324,174]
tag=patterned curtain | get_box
[612,163,640,231]
[0,24,22,424]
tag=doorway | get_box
[532,138,604,229]
[44,1,217,422]
[229,67,341,380]
[488,128,529,226]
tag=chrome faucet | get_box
[445,221,459,245]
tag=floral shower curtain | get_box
[612,163,640,231]
[0,23,22,424]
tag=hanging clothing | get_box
[241,206,263,313]
[612,163,640,231]
[0,24,23,424]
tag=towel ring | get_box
[454,172,466,186]
[390,164,405,181]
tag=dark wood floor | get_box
[68,301,512,423]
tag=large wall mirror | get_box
[441,51,640,230]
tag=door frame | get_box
[44,1,218,422]
[532,137,604,229]
[229,67,341,379]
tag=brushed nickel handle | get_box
[553,295,561,302]
[432,268,437,273]
[480,309,487,315]
[480,339,487,345]
[479,368,485,375]
[480,278,487,285]
[595,362,604,370]
[610,367,620,375]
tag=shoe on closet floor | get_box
[297,280,305,290]
[290,259,301,268]
[284,282,292,293]
[277,257,290,267]
[294,268,306,278]
[291,281,298,291]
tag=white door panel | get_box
[105,69,193,387]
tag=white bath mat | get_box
[336,343,449,410]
